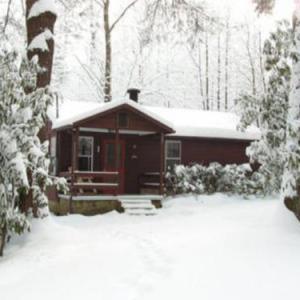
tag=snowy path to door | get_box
[1,194,300,300]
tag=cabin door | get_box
[103,140,125,194]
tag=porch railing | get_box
[139,172,162,194]
[59,171,119,195]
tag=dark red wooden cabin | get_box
[49,90,259,212]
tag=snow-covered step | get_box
[119,198,157,216]
[122,203,155,209]
[125,208,157,216]
[120,199,152,205]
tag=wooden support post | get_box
[115,120,120,195]
[69,128,75,214]
[57,131,60,176]
[74,127,79,171]
[160,133,165,195]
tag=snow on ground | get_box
[1,194,300,300]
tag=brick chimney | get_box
[127,88,141,102]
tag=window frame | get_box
[78,136,94,171]
[165,140,182,171]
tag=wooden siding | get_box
[178,137,250,166]
[78,108,167,133]
[56,130,251,194]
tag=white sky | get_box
[204,0,295,38]
[210,0,294,20]
[205,0,294,29]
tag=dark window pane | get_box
[166,159,180,171]
[79,157,91,171]
[79,137,92,156]
[118,112,128,128]
[167,142,180,158]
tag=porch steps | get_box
[119,199,157,216]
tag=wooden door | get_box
[103,140,125,194]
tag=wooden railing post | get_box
[74,127,79,171]
[69,128,75,213]
[160,133,165,195]
[115,119,120,195]
[60,171,119,198]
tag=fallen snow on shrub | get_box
[166,163,265,195]
[1,194,300,300]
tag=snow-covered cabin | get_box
[48,89,259,214]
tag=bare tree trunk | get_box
[205,31,209,110]
[197,43,205,109]
[2,0,13,35]
[187,42,205,109]
[259,30,266,94]
[138,36,144,88]
[224,17,230,111]
[104,0,112,102]
[0,225,7,257]
[246,25,257,96]
[217,32,221,111]
[90,0,97,66]
[211,79,215,110]
[102,0,139,102]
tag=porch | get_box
[50,100,175,214]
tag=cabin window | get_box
[165,140,181,171]
[118,112,129,128]
[78,136,94,171]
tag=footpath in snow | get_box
[1,194,300,300]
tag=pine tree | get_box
[253,0,275,14]
[282,11,300,219]
[237,21,294,193]
[0,48,65,256]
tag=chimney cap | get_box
[127,88,141,94]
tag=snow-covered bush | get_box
[0,48,66,256]
[166,163,264,196]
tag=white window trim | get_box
[165,140,182,171]
[79,136,94,171]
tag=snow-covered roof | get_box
[52,99,174,131]
[146,106,260,140]
[51,99,260,140]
